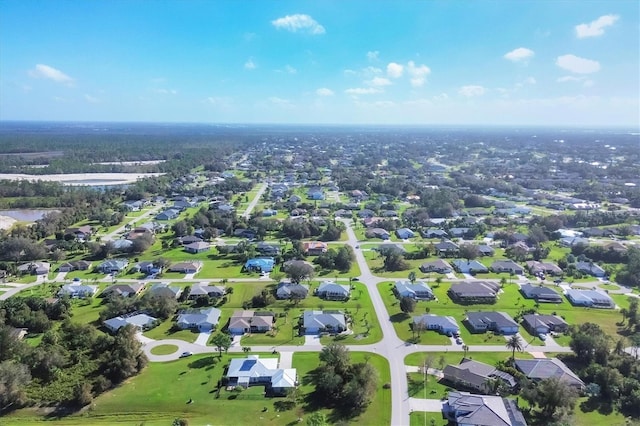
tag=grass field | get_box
[150,344,180,355]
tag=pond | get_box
[0,209,60,222]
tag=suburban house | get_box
[102,282,145,298]
[565,289,614,308]
[365,228,390,240]
[491,260,525,275]
[476,245,495,256]
[17,262,50,276]
[256,242,280,256]
[575,261,606,278]
[465,311,519,335]
[64,225,93,240]
[315,281,350,300]
[525,261,563,277]
[419,259,453,274]
[375,243,406,255]
[302,310,347,334]
[394,280,434,300]
[395,228,415,239]
[443,391,528,426]
[514,358,584,390]
[188,282,225,299]
[148,282,183,299]
[58,260,92,272]
[449,227,471,238]
[184,241,211,254]
[443,359,517,394]
[307,189,324,200]
[421,229,448,239]
[276,282,309,300]
[412,314,459,336]
[58,283,98,298]
[243,257,275,273]
[452,260,489,274]
[521,314,568,335]
[130,261,162,276]
[226,355,297,396]
[228,310,274,335]
[155,208,179,221]
[303,241,328,256]
[448,281,500,304]
[97,259,129,274]
[435,240,460,257]
[103,313,158,333]
[519,283,563,303]
[176,307,222,331]
[168,261,203,274]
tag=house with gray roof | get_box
[97,259,129,274]
[302,310,346,334]
[102,282,145,297]
[168,261,203,274]
[316,281,350,300]
[228,310,274,335]
[443,359,516,393]
[452,259,489,274]
[148,282,183,299]
[421,229,448,239]
[448,281,499,304]
[435,240,460,257]
[413,314,459,336]
[525,261,563,277]
[17,262,50,276]
[521,314,568,335]
[394,280,434,300]
[565,289,614,308]
[575,261,606,278]
[58,283,98,299]
[226,355,297,396]
[465,312,519,335]
[176,307,222,331]
[443,391,527,426]
[103,313,158,333]
[515,358,584,390]
[491,260,524,275]
[519,283,562,303]
[188,282,225,299]
[184,241,210,254]
[419,259,453,274]
[276,282,309,300]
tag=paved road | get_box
[102,203,163,241]
[241,182,268,219]
[0,281,44,300]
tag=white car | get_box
[538,333,547,341]
[179,351,193,358]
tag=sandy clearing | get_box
[0,172,165,186]
[0,215,17,230]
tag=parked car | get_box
[455,337,463,345]
[179,351,193,358]
[538,333,547,341]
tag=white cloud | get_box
[575,14,619,38]
[84,94,100,103]
[557,75,595,87]
[343,69,357,76]
[504,47,535,62]
[316,88,334,96]
[433,93,449,101]
[152,88,177,95]
[458,85,487,97]
[285,65,297,74]
[244,58,256,70]
[407,61,431,87]
[205,96,233,108]
[367,51,379,61]
[271,14,325,35]
[387,62,404,79]
[344,87,382,95]
[367,77,392,87]
[268,97,293,107]
[28,64,74,85]
[362,66,382,77]
[556,54,600,74]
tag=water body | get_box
[0,209,59,222]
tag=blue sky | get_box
[1,0,638,126]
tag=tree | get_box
[101,325,148,384]
[211,333,231,358]
[458,244,480,262]
[521,377,578,420]
[306,412,329,426]
[0,360,31,412]
[72,382,93,407]
[408,271,416,284]
[399,296,416,314]
[285,261,315,284]
[505,334,524,361]
[319,343,351,376]
[569,322,610,365]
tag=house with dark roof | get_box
[515,358,584,390]
[276,282,309,300]
[565,289,614,308]
[17,262,50,276]
[419,259,453,274]
[155,209,179,221]
[303,241,327,256]
[525,261,563,276]
[575,261,606,278]
[521,314,568,335]
[448,281,499,304]
[316,281,350,300]
[302,310,346,334]
[476,245,495,256]
[435,240,460,257]
[226,355,297,396]
[58,260,92,272]
[244,258,275,273]
[97,259,129,274]
[519,283,562,303]
[491,260,524,275]
[102,282,145,298]
[169,261,203,274]
[228,310,274,335]
[148,282,183,299]
[176,307,222,331]
[396,228,415,239]
[413,314,459,336]
[465,311,519,335]
[365,228,390,240]
[188,282,225,299]
[443,391,528,426]
[376,243,406,255]
[184,241,211,254]
[452,259,489,274]
[394,280,434,300]
[421,229,448,239]
[256,242,280,256]
[443,359,517,394]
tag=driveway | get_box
[304,334,322,345]
[409,397,445,412]
[183,273,196,279]
[279,351,293,369]
[194,331,211,346]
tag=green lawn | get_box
[144,320,200,343]
[150,344,180,355]
[404,351,533,368]
[293,351,391,426]
[410,412,448,426]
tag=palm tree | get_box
[506,334,524,361]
